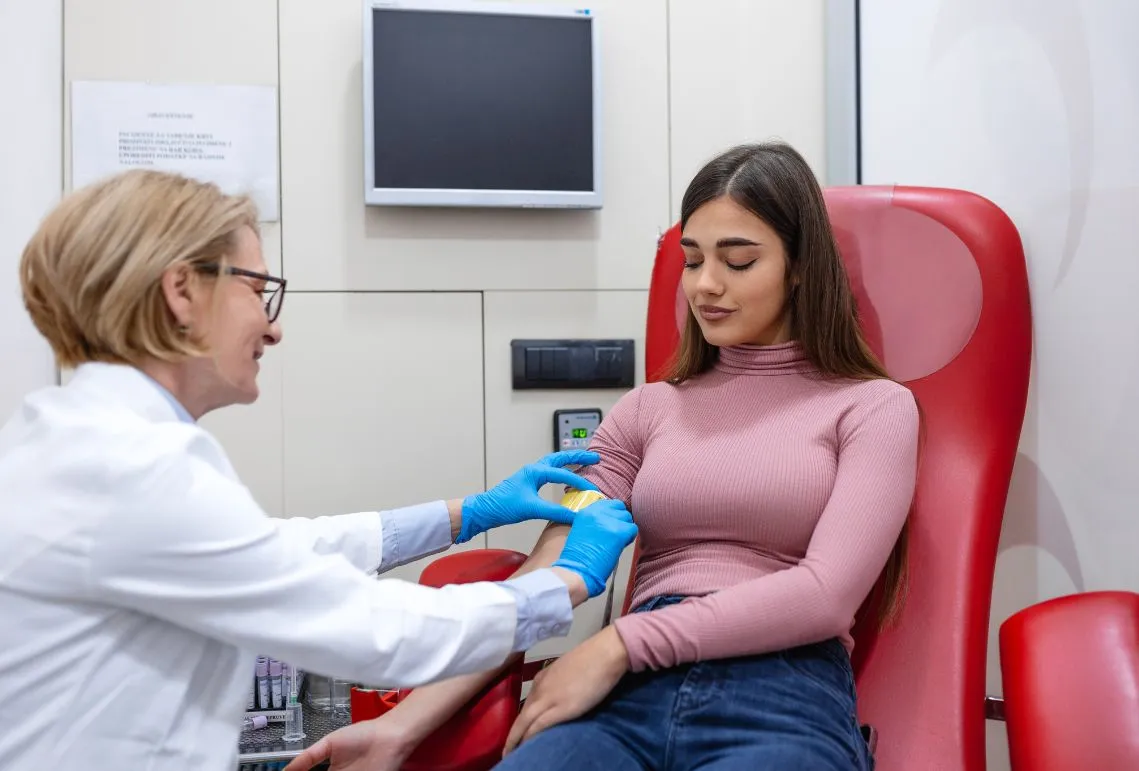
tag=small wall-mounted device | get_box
[511,339,634,390]
[554,408,602,452]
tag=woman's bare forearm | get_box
[375,523,572,750]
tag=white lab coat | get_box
[0,362,562,770]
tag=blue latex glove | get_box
[457,450,602,544]
[553,499,639,597]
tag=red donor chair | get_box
[409,185,1032,771]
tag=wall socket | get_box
[510,339,635,390]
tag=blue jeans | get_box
[494,595,873,770]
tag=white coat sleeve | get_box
[85,452,559,688]
[271,500,452,575]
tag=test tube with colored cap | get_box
[269,660,283,709]
[242,714,268,731]
[255,659,269,710]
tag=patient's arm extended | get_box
[375,522,571,757]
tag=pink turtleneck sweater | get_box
[580,342,919,672]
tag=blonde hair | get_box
[19,169,259,369]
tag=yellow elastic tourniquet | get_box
[560,488,607,511]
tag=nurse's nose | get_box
[265,320,283,346]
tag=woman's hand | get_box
[282,715,415,771]
[503,625,630,755]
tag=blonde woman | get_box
[0,170,637,770]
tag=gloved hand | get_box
[457,450,602,544]
[553,499,639,597]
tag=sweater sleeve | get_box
[612,384,919,671]
[576,387,645,506]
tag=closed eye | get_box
[726,260,757,271]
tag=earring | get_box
[178,324,190,334]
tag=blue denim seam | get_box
[778,645,866,767]
[661,671,683,769]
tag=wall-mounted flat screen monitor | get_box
[363,1,602,209]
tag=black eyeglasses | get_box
[196,264,287,323]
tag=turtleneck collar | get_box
[714,341,813,375]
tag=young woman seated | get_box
[285,141,919,771]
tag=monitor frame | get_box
[362,0,603,209]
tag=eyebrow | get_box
[678,236,762,249]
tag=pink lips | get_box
[697,305,735,321]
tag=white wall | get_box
[0,0,827,662]
[860,2,1139,768]
[281,292,491,583]
[62,0,286,511]
[668,0,827,204]
[0,0,61,418]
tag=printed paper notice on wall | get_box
[70,81,279,221]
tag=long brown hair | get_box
[666,142,911,625]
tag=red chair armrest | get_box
[999,591,1139,771]
[419,548,528,587]
[402,658,524,771]
[398,548,530,771]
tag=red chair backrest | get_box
[640,186,1031,771]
